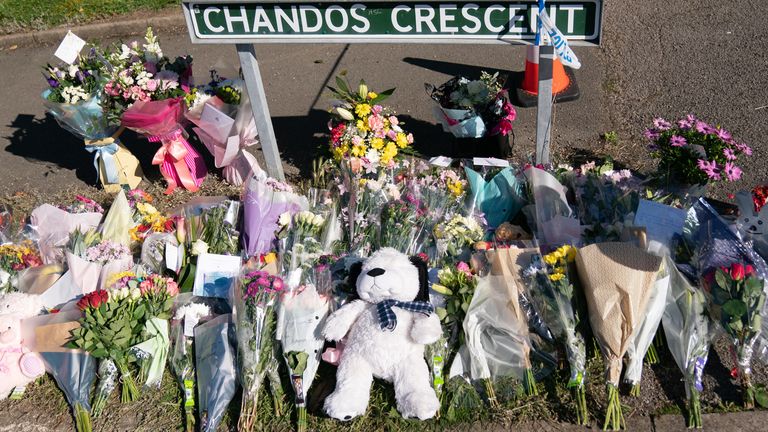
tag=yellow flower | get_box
[105,271,136,288]
[370,137,385,150]
[355,103,372,118]
[543,254,558,266]
[356,119,369,132]
[137,202,158,215]
[263,252,277,264]
[351,144,367,157]
[395,132,408,148]
[549,273,565,282]
[367,91,378,100]
[554,266,566,274]
[447,180,464,197]
[332,144,349,161]
[565,246,577,262]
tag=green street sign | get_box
[182,0,602,45]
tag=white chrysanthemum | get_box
[174,302,211,321]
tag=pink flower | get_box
[351,135,363,146]
[677,117,693,130]
[139,280,153,294]
[145,79,158,92]
[272,278,284,291]
[669,135,687,147]
[653,117,672,131]
[166,280,179,296]
[723,148,736,160]
[695,120,714,134]
[491,119,513,136]
[715,128,732,142]
[256,277,270,287]
[388,116,399,126]
[372,105,383,115]
[723,162,742,181]
[456,261,472,277]
[643,128,660,140]
[386,129,397,140]
[406,133,414,144]
[697,159,721,180]
[504,102,517,121]
[368,114,385,132]
[736,142,753,156]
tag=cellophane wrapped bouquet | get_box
[103,27,206,193]
[233,265,286,431]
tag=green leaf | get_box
[370,87,395,103]
[722,299,748,318]
[755,385,768,408]
[91,348,108,358]
[715,270,728,290]
[335,76,351,96]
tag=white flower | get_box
[0,269,11,287]
[366,179,382,192]
[385,183,401,200]
[120,287,130,299]
[68,64,80,78]
[311,214,325,227]
[278,212,291,227]
[61,86,89,104]
[191,239,209,256]
[136,71,154,88]
[130,288,141,301]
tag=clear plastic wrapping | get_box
[195,313,237,432]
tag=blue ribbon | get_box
[84,142,120,185]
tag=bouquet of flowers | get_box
[524,244,588,424]
[686,198,768,408]
[428,261,478,403]
[566,161,641,243]
[427,71,516,138]
[277,283,331,432]
[127,274,179,388]
[200,200,240,256]
[335,165,391,256]
[575,243,662,430]
[186,70,260,186]
[327,75,413,171]
[646,115,751,188]
[68,289,143,403]
[464,165,525,229]
[661,257,710,428]
[195,313,237,432]
[242,172,308,257]
[66,228,133,292]
[128,193,175,244]
[523,166,582,247]
[31,202,102,265]
[170,297,213,432]
[42,48,143,192]
[0,241,43,293]
[377,193,427,255]
[233,268,286,431]
[58,195,104,214]
[104,28,206,194]
[433,214,484,264]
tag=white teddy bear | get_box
[322,248,442,421]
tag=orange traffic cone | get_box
[516,45,579,107]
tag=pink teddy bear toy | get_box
[0,293,46,400]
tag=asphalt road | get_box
[0,0,764,197]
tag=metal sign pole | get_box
[535,0,553,165]
[236,43,285,181]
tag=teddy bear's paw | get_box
[322,323,348,342]
[324,390,368,421]
[398,391,440,420]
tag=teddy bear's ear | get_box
[348,260,364,287]
[409,256,430,303]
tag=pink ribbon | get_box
[149,129,206,194]
[322,340,345,366]
[193,127,261,186]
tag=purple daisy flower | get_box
[643,128,660,140]
[715,128,732,142]
[677,118,693,129]
[723,162,742,181]
[723,148,736,161]
[697,159,721,180]
[669,135,687,147]
[695,120,715,135]
[653,117,672,131]
[736,143,753,156]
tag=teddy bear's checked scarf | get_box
[376,299,434,331]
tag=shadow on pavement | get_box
[4,113,96,185]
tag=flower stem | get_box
[742,371,755,409]
[687,385,702,429]
[184,407,196,432]
[645,344,659,365]
[572,385,589,426]
[74,402,92,432]
[90,392,108,417]
[483,378,500,409]
[630,383,640,397]
[116,360,139,403]
[603,384,625,431]
[297,406,308,432]
[524,368,538,396]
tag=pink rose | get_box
[145,79,158,92]
[388,116,399,126]
[166,280,179,296]
[368,114,385,132]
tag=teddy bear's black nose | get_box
[367,268,385,277]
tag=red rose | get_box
[730,263,745,281]
[745,265,756,277]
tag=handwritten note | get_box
[634,199,688,250]
[54,31,86,64]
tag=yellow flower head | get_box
[543,254,559,266]
[105,271,136,288]
[447,179,464,197]
[355,103,372,118]
[356,119,369,132]
[137,202,158,216]
[549,273,565,282]
[370,137,385,150]
[565,246,577,262]
[263,252,277,264]
[367,92,378,100]
[351,144,367,157]
[395,132,408,148]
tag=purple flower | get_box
[736,142,753,156]
[653,117,672,131]
[677,116,694,130]
[697,159,721,180]
[669,135,687,147]
[695,120,714,135]
[256,277,270,287]
[723,148,736,161]
[723,162,742,181]
[643,128,660,140]
[47,78,59,88]
[715,128,732,142]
